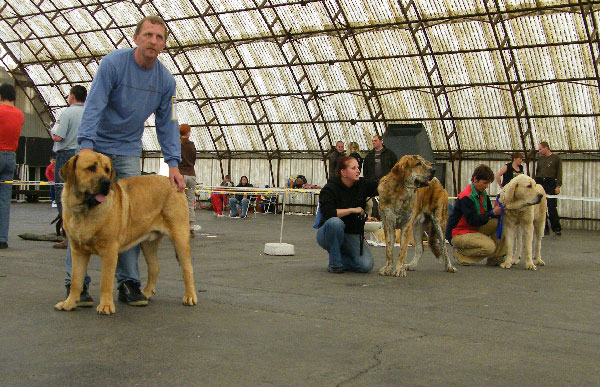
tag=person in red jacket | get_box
[446,164,504,266]
[0,83,25,249]
[45,156,56,207]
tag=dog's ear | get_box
[59,154,78,182]
[501,180,517,208]
[390,156,409,180]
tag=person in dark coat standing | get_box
[534,141,562,236]
[327,141,345,179]
[362,135,397,219]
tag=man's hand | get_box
[169,167,186,192]
[492,206,502,216]
[555,186,561,195]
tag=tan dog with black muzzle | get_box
[54,151,197,315]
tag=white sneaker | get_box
[217,214,226,217]
[51,201,57,208]
[190,225,201,231]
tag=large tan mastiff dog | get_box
[54,151,197,315]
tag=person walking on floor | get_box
[0,83,24,249]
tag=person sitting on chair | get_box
[211,174,233,217]
[229,175,253,219]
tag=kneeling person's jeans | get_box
[316,217,374,272]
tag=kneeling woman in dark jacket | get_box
[316,156,379,273]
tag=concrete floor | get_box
[0,203,598,386]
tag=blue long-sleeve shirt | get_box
[77,48,181,167]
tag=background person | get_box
[316,156,378,273]
[496,152,524,188]
[327,141,345,179]
[362,135,397,219]
[45,156,56,207]
[178,124,198,237]
[229,176,253,219]
[446,164,503,266]
[52,85,86,249]
[71,15,185,307]
[534,141,562,236]
[347,141,363,171]
[211,174,233,217]
[0,83,24,249]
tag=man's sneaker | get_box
[118,281,148,306]
[555,231,561,236]
[327,266,344,274]
[65,284,94,307]
[0,242,7,249]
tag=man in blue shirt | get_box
[68,15,185,307]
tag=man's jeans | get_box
[229,197,249,217]
[316,217,374,272]
[55,149,77,216]
[65,154,142,287]
[0,151,16,243]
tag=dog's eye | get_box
[527,184,532,188]
[105,167,110,174]
[87,165,96,172]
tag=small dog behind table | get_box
[377,155,456,277]
[54,151,197,315]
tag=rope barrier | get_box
[3,180,600,202]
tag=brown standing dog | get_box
[403,177,455,273]
[54,151,197,315]
[378,155,456,277]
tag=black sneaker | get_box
[0,242,7,249]
[327,266,344,274]
[65,284,94,307]
[118,281,148,306]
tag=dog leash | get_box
[495,199,505,239]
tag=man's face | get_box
[538,144,548,156]
[336,142,344,153]
[473,178,491,193]
[133,21,167,64]
[372,136,382,150]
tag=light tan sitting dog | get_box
[497,174,546,270]
[378,155,456,277]
[54,151,197,315]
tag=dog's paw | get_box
[96,303,115,315]
[405,263,417,271]
[500,262,512,269]
[55,299,77,311]
[378,266,393,276]
[445,265,457,273]
[525,262,537,271]
[182,293,197,306]
[142,287,155,300]
[535,258,545,266]
[392,267,407,277]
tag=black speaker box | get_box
[382,124,446,188]
[16,137,55,167]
